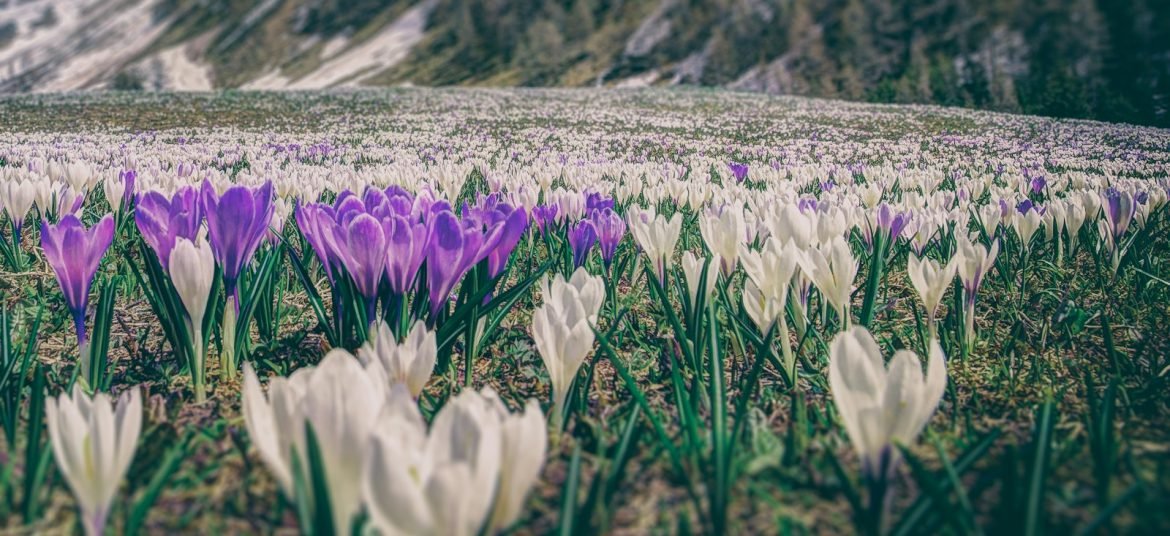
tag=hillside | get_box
[0,0,1167,126]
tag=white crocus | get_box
[740,238,801,379]
[45,386,142,536]
[242,350,386,534]
[681,251,719,309]
[629,211,682,284]
[242,363,307,496]
[829,326,946,477]
[169,236,215,401]
[0,176,37,232]
[358,319,437,397]
[906,254,957,336]
[1012,209,1042,251]
[954,235,1000,352]
[532,269,604,431]
[698,205,745,275]
[102,174,128,214]
[540,267,605,324]
[363,388,506,536]
[798,236,858,329]
[484,393,548,532]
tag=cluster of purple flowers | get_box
[296,188,529,320]
[136,181,274,304]
[566,194,626,269]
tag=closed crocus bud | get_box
[829,326,946,478]
[300,350,387,533]
[484,392,547,533]
[1011,206,1043,249]
[0,176,38,240]
[103,174,127,213]
[954,235,999,306]
[46,386,142,536]
[532,270,601,431]
[169,236,215,334]
[698,205,745,276]
[357,319,437,398]
[242,362,309,497]
[169,235,216,401]
[906,254,957,332]
[681,251,719,309]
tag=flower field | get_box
[1,89,1169,534]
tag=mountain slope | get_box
[0,0,1166,126]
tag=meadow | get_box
[0,88,1168,534]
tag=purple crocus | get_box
[568,220,597,268]
[728,162,749,183]
[41,214,115,351]
[335,213,389,316]
[585,192,615,213]
[295,202,342,282]
[533,204,559,235]
[201,180,274,299]
[426,210,484,318]
[1030,176,1046,195]
[385,215,428,296]
[1101,187,1136,245]
[590,208,626,267]
[135,186,202,271]
[464,195,528,278]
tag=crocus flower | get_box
[46,386,142,536]
[426,210,484,318]
[568,219,597,268]
[728,162,749,183]
[906,254,957,336]
[363,387,539,536]
[0,176,37,247]
[335,212,390,317]
[201,180,274,299]
[589,208,626,267]
[384,215,429,296]
[294,202,341,282]
[41,214,115,381]
[1100,187,1135,255]
[532,204,559,235]
[358,320,437,398]
[103,170,135,214]
[243,350,387,534]
[798,236,858,329]
[954,235,1000,351]
[169,236,216,402]
[135,186,202,271]
[532,268,605,431]
[629,211,682,285]
[681,251,719,309]
[829,326,945,485]
[584,192,615,213]
[699,205,745,276]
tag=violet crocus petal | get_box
[569,219,597,268]
[426,211,470,316]
[295,204,337,282]
[203,181,273,292]
[487,207,528,277]
[341,213,389,300]
[134,191,175,269]
[41,214,114,320]
[385,216,427,295]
